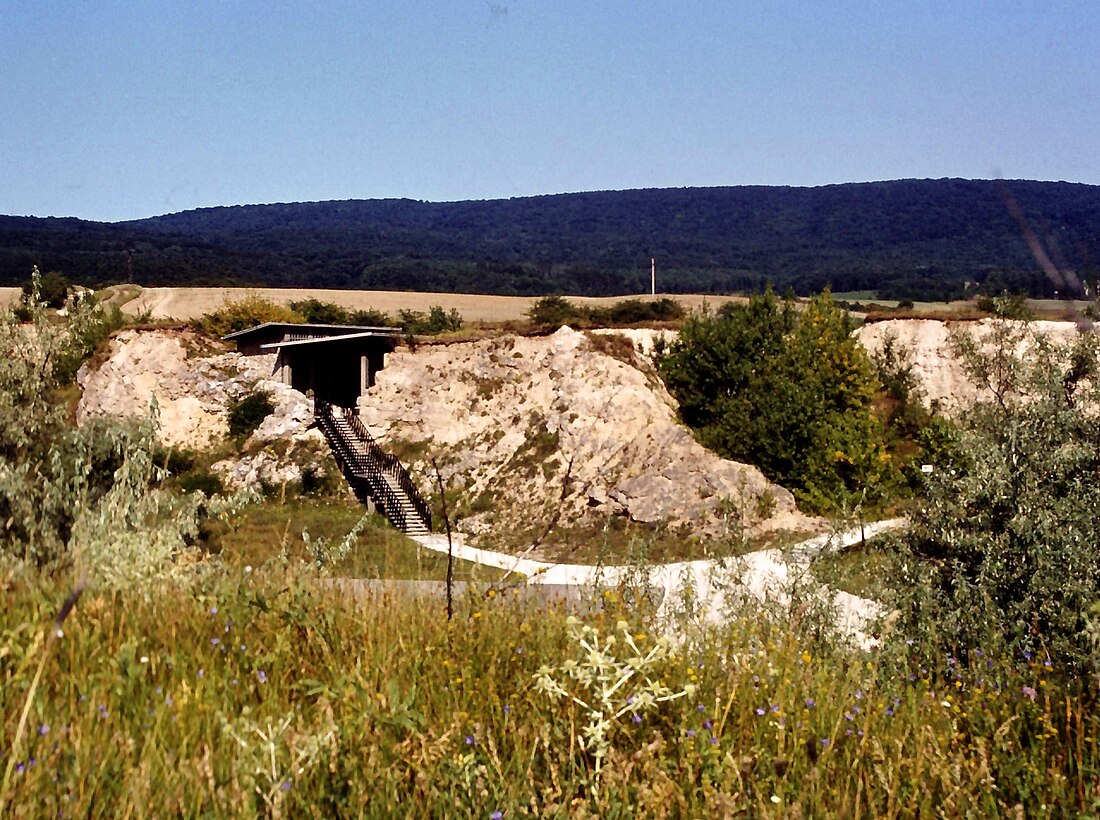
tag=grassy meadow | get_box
[2,564,1097,817]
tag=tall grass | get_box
[1,566,1097,816]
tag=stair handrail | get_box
[341,408,433,533]
[314,399,432,533]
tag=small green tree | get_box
[657,289,893,512]
[896,322,1100,670]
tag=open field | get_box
[114,286,732,322]
[0,287,19,308]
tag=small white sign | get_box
[920,464,934,474]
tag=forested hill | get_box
[3,179,1099,299]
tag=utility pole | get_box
[651,257,656,296]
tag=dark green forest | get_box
[2,179,1098,299]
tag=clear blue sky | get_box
[3,1,1098,222]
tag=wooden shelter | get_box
[223,323,402,407]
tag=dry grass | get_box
[0,287,20,308]
[118,286,737,322]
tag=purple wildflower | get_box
[465,735,475,746]
[1022,685,1037,701]
[686,729,697,737]
[37,724,48,736]
[491,813,503,820]
[632,715,642,724]
[256,670,267,684]
[281,781,292,792]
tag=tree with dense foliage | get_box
[657,290,894,512]
[895,320,1100,671]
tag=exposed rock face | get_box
[358,327,813,540]
[856,318,1082,412]
[76,329,332,489]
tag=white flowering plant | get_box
[533,616,695,794]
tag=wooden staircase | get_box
[315,399,432,536]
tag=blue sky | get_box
[2,1,1098,222]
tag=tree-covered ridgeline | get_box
[3,179,1098,299]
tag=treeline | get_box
[526,295,685,328]
[3,179,1099,299]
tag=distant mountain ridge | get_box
[2,179,1098,299]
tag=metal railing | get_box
[315,399,432,533]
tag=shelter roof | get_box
[258,331,400,350]
[221,322,400,342]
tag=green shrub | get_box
[398,305,463,335]
[529,296,685,328]
[21,269,70,309]
[228,391,275,442]
[288,298,350,325]
[176,469,225,496]
[895,321,1100,671]
[197,296,302,337]
[527,295,585,327]
[348,307,396,327]
[657,289,896,513]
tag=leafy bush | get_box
[527,295,585,327]
[21,269,70,309]
[176,469,225,497]
[288,298,350,325]
[976,291,1035,320]
[348,307,396,327]
[228,391,275,442]
[197,296,302,337]
[528,295,686,328]
[397,305,463,335]
[895,320,1100,671]
[657,290,895,512]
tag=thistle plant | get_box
[533,616,696,795]
[221,712,337,817]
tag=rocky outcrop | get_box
[76,329,333,490]
[856,318,1083,412]
[358,327,813,541]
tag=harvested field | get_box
[0,287,20,307]
[118,286,734,322]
